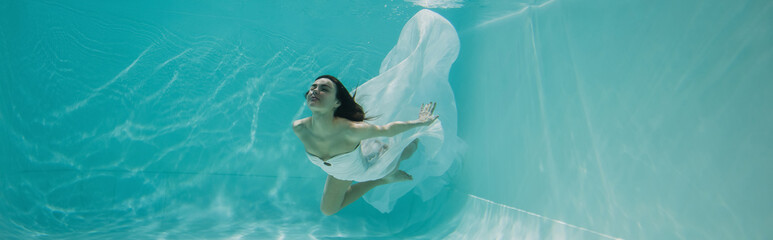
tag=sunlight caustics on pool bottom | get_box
[1,0,772,239]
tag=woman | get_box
[293,75,438,216]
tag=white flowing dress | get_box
[307,9,465,213]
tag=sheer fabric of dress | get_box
[351,9,466,213]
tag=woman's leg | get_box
[400,138,419,160]
[385,138,419,178]
[320,175,353,216]
[319,139,420,215]
[320,175,388,216]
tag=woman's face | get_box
[307,78,340,111]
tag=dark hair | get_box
[304,75,373,122]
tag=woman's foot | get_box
[382,170,413,183]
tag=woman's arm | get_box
[349,120,427,139]
[347,102,438,140]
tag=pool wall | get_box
[1,0,771,239]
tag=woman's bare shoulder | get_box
[342,119,380,141]
[341,118,369,128]
[293,117,311,134]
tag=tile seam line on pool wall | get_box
[466,194,624,240]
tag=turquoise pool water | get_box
[1,0,771,239]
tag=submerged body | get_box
[292,9,462,215]
[295,116,425,182]
[293,83,433,216]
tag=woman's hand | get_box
[418,102,439,126]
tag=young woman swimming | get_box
[293,75,438,216]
